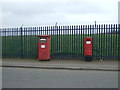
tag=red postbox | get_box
[38,35,50,60]
[84,37,93,61]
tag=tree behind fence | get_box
[1,24,120,60]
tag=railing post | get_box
[0,29,2,60]
[118,24,120,60]
[20,27,23,59]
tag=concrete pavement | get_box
[1,58,119,71]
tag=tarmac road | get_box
[2,67,118,88]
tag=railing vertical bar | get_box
[104,24,106,60]
[30,27,32,58]
[23,27,25,58]
[27,28,28,58]
[112,24,115,60]
[117,24,119,60]
[12,28,14,58]
[41,27,43,35]
[55,25,57,59]
[90,25,91,37]
[33,27,35,58]
[60,26,61,59]
[16,28,18,58]
[45,26,46,35]
[14,28,17,58]
[88,25,89,37]
[27,27,29,59]
[108,24,110,60]
[25,27,27,58]
[98,24,101,60]
[101,25,103,60]
[62,26,64,59]
[91,25,93,59]
[10,28,12,58]
[58,26,60,59]
[71,25,74,59]
[35,27,37,58]
[6,28,8,58]
[80,25,82,59]
[10,28,14,58]
[47,26,48,35]
[103,24,106,59]
[20,27,23,59]
[35,27,37,59]
[31,27,33,59]
[57,26,59,59]
[56,25,58,59]
[83,25,85,60]
[73,25,75,59]
[59,26,61,59]
[50,26,54,58]
[116,24,117,60]
[29,27,31,59]
[69,26,71,59]
[97,25,99,59]
[96,25,98,60]
[106,24,108,60]
[93,25,95,59]
[53,26,55,58]
[8,28,9,58]
[110,24,113,60]
[78,25,80,59]
[5,28,6,58]
[67,26,69,59]
[25,27,27,59]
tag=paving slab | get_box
[1,58,119,71]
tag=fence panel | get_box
[1,24,119,60]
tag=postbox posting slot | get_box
[86,39,92,44]
[40,37,47,43]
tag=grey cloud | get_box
[2,1,105,17]
[55,2,105,14]
[2,2,56,17]
[2,0,118,27]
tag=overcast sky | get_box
[0,0,119,28]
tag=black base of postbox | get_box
[84,55,93,61]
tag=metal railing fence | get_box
[1,24,120,60]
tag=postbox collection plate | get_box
[41,45,45,48]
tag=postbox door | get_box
[39,37,47,60]
[38,35,50,60]
[84,38,92,56]
[40,44,47,59]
